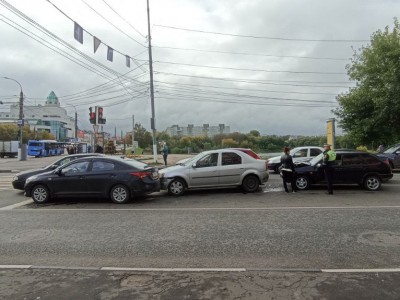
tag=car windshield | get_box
[180,152,208,165]
[308,153,324,166]
[384,145,400,154]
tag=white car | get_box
[267,146,324,173]
[160,149,269,196]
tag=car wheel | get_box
[168,178,186,196]
[363,175,381,191]
[242,175,260,193]
[110,185,130,204]
[295,175,310,190]
[31,184,50,204]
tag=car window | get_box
[62,161,90,174]
[58,157,77,166]
[342,154,363,166]
[222,152,242,166]
[310,148,322,156]
[196,153,219,168]
[92,161,116,172]
[362,154,382,166]
[293,149,308,158]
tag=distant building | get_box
[0,91,75,141]
[166,124,230,137]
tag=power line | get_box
[80,0,146,47]
[154,80,339,96]
[154,71,353,88]
[154,24,369,43]
[151,60,346,75]
[154,83,337,102]
[101,0,146,38]
[152,45,349,61]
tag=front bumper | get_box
[12,180,25,190]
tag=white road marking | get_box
[0,199,33,210]
[322,268,400,273]
[0,265,32,269]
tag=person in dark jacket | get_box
[280,147,297,193]
[162,142,169,166]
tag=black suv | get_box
[294,150,393,191]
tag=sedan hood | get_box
[159,164,186,175]
[15,168,47,178]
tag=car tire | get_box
[168,178,186,196]
[295,175,310,190]
[242,175,260,193]
[31,184,50,204]
[363,175,381,191]
[110,185,130,204]
[274,165,281,174]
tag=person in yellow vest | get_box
[322,144,336,195]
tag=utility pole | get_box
[75,111,78,141]
[2,77,26,160]
[146,0,157,163]
[132,115,135,149]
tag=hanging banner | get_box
[126,55,131,68]
[93,37,101,53]
[74,22,83,44]
[107,47,114,62]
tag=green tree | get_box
[334,19,400,146]
[134,123,153,148]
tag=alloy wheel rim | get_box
[296,178,307,189]
[113,187,127,202]
[33,188,47,202]
[367,178,379,190]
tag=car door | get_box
[189,153,220,187]
[218,152,244,185]
[50,160,91,196]
[336,154,365,184]
[393,146,400,168]
[84,160,119,196]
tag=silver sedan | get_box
[159,149,269,196]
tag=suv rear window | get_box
[342,154,363,166]
[362,154,382,166]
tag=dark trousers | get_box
[163,154,168,166]
[324,165,334,194]
[282,170,296,192]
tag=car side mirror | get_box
[50,164,58,170]
[316,163,322,168]
[395,151,400,155]
[192,163,197,168]
[55,169,63,176]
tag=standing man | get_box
[162,142,169,166]
[323,143,336,195]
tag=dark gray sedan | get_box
[12,153,104,190]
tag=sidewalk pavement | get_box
[1,268,399,300]
[0,154,194,173]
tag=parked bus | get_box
[27,140,65,157]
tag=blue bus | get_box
[27,140,65,157]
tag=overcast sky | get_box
[0,0,398,136]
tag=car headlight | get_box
[13,176,18,181]
[25,176,36,184]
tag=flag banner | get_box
[94,37,101,53]
[107,46,113,61]
[74,22,83,44]
[126,55,131,67]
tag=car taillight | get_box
[130,171,152,179]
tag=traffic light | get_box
[89,107,96,124]
[97,106,106,124]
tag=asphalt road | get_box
[1,155,400,299]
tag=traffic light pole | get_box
[147,0,157,163]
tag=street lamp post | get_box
[2,77,26,161]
